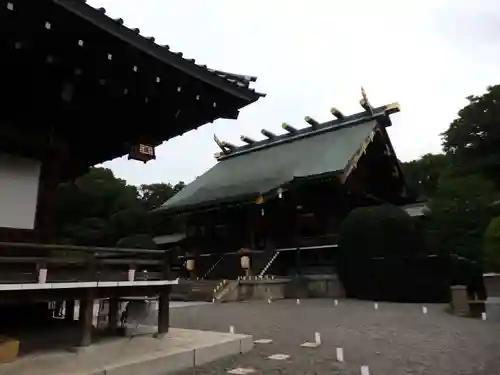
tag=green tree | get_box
[428,174,497,262]
[485,216,500,271]
[402,153,451,199]
[55,167,186,246]
[56,167,146,246]
[441,84,500,185]
[139,182,185,211]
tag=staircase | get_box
[202,255,225,279]
[171,279,220,302]
[259,251,280,277]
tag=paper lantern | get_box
[186,259,195,271]
[240,255,250,270]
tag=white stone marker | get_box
[38,268,47,284]
[334,299,338,306]
[296,299,301,305]
[228,368,255,374]
[361,365,370,375]
[482,312,487,321]
[374,302,379,310]
[268,354,290,360]
[422,306,428,314]
[254,339,273,344]
[300,342,319,348]
[229,325,235,334]
[336,347,344,362]
[315,332,321,345]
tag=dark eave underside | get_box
[54,0,264,101]
[0,0,264,179]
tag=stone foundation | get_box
[220,274,344,302]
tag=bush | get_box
[338,205,448,302]
[116,234,157,249]
[485,216,500,272]
[339,205,423,259]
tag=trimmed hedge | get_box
[338,205,449,302]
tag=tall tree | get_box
[56,168,186,246]
[139,182,185,210]
[56,167,146,246]
[402,153,451,199]
[441,84,500,185]
[485,216,500,272]
[428,174,498,263]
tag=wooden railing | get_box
[0,241,169,284]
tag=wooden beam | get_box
[240,135,256,145]
[261,129,276,139]
[330,108,345,120]
[304,116,320,129]
[0,241,165,255]
[282,122,298,134]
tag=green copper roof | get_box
[157,119,379,213]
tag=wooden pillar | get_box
[65,299,75,322]
[294,196,302,276]
[156,252,171,336]
[157,288,170,335]
[108,296,118,331]
[79,289,94,347]
[35,150,63,244]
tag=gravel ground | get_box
[167,299,500,375]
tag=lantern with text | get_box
[128,143,156,163]
[240,255,250,277]
[186,259,195,272]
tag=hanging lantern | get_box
[240,255,250,270]
[277,188,283,199]
[186,259,195,272]
[128,143,156,163]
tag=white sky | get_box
[89,0,500,186]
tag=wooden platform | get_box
[0,328,253,375]
[0,279,178,291]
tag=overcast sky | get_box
[89,0,500,187]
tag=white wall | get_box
[0,153,41,230]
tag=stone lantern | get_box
[185,259,195,279]
[240,255,250,277]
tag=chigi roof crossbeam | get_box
[214,88,400,161]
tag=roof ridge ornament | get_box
[261,129,276,139]
[214,134,231,155]
[282,122,298,134]
[360,86,374,115]
[240,135,256,145]
[330,108,345,120]
[304,116,320,129]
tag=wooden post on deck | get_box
[157,289,170,335]
[156,252,171,337]
[108,296,118,331]
[79,290,94,347]
[65,300,75,322]
[35,150,63,244]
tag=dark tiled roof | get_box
[54,0,264,100]
[156,103,400,213]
